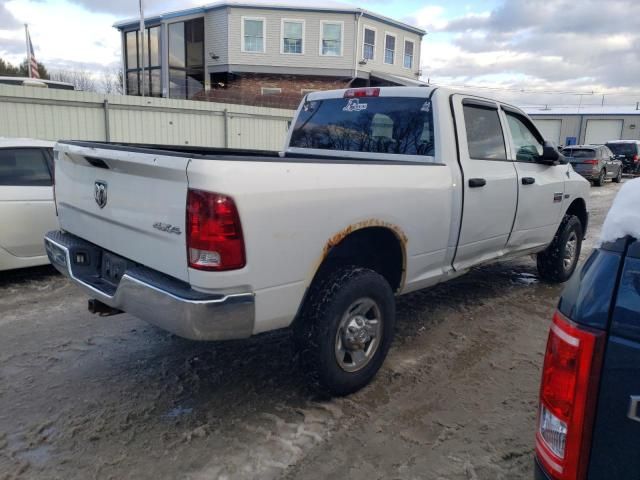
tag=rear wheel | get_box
[613,167,622,183]
[295,266,395,396]
[537,215,583,283]
[594,168,606,186]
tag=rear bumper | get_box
[44,231,255,341]
[573,169,598,180]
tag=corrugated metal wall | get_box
[0,84,295,151]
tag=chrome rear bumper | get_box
[44,231,255,341]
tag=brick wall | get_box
[195,73,357,108]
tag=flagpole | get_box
[139,0,145,97]
[24,24,32,78]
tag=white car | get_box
[0,138,58,271]
[46,86,590,394]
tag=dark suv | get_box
[606,140,640,175]
[562,145,622,186]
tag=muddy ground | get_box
[0,182,622,480]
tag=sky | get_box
[1,0,639,106]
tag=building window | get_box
[124,25,161,97]
[168,17,204,99]
[404,39,414,69]
[282,19,304,54]
[384,33,396,65]
[363,27,375,60]
[243,17,265,53]
[320,21,342,56]
[261,87,282,95]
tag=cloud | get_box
[408,0,640,101]
[0,3,20,28]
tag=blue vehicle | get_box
[535,183,640,479]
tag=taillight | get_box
[344,87,380,98]
[633,154,638,163]
[536,311,605,480]
[583,159,598,165]
[186,189,245,271]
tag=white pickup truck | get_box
[45,86,590,395]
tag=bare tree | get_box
[49,68,98,92]
[100,68,124,95]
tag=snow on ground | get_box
[599,178,640,245]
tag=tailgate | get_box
[54,142,190,282]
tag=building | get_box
[525,105,640,147]
[114,2,426,106]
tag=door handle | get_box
[522,177,536,185]
[468,178,486,188]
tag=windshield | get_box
[606,143,637,155]
[563,148,596,159]
[289,96,435,157]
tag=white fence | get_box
[0,85,296,151]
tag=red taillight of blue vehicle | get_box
[536,311,605,480]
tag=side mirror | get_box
[539,141,566,165]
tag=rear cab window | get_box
[0,148,52,186]
[288,95,435,160]
[563,148,596,159]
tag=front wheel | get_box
[295,266,396,396]
[613,167,622,183]
[537,215,583,283]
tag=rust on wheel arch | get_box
[312,219,409,292]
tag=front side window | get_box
[384,34,396,64]
[243,18,265,53]
[282,20,303,54]
[505,112,543,162]
[363,28,375,60]
[290,96,434,157]
[463,104,507,160]
[0,148,52,186]
[124,25,162,97]
[404,40,414,69]
[321,22,342,56]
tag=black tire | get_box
[537,215,583,283]
[295,266,395,396]
[594,169,606,186]
[613,167,622,183]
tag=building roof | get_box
[114,1,427,36]
[523,105,640,116]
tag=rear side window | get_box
[289,96,435,157]
[0,148,52,186]
[607,143,638,156]
[564,149,596,159]
[463,105,507,160]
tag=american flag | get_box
[25,25,40,79]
